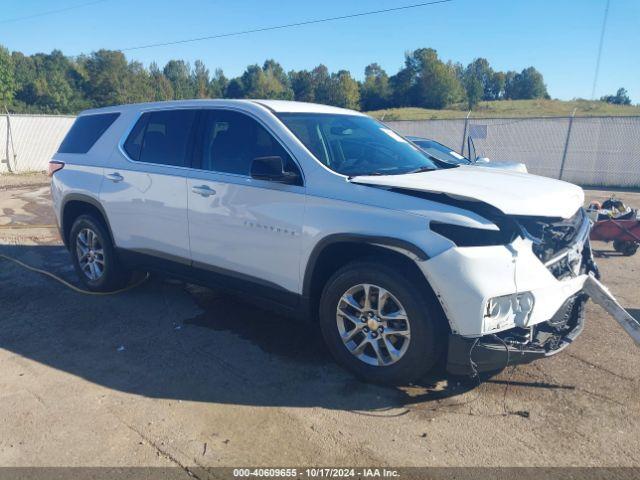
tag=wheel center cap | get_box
[367,317,380,331]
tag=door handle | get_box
[191,185,216,197]
[106,172,124,183]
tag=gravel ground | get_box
[0,174,639,475]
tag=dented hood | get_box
[351,166,584,219]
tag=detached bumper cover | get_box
[446,294,587,376]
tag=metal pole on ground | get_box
[584,274,640,347]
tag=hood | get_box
[350,166,584,219]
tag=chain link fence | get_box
[387,116,640,188]
[2,112,639,188]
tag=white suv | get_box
[50,99,598,384]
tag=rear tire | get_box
[69,214,130,292]
[319,260,446,385]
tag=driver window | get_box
[201,110,299,177]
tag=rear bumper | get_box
[446,293,587,376]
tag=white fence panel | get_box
[562,117,640,187]
[1,114,76,173]
[387,116,640,188]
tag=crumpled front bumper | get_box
[419,233,593,337]
[446,293,587,376]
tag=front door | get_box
[186,109,306,303]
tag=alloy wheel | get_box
[336,283,411,366]
[76,228,105,281]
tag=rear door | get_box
[100,109,198,263]
[186,108,306,302]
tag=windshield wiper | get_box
[347,172,385,180]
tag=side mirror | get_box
[475,156,491,164]
[250,156,300,184]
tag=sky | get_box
[1,0,639,103]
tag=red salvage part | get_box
[590,219,640,243]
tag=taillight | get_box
[48,161,65,177]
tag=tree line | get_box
[0,45,553,114]
[600,87,631,106]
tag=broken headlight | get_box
[484,292,535,331]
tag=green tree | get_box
[0,46,15,106]
[10,52,36,110]
[504,67,548,100]
[1,46,554,114]
[225,78,244,98]
[39,69,75,111]
[326,70,360,109]
[360,63,391,110]
[408,49,464,109]
[504,70,518,99]
[149,62,174,101]
[84,50,131,106]
[463,74,483,109]
[125,61,154,103]
[192,60,210,98]
[601,87,631,105]
[311,65,332,105]
[391,48,464,109]
[487,71,506,100]
[389,67,414,107]
[163,60,194,99]
[11,50,88,113]
[209,68,228,98]
[289,70,315,102]
[238,60,293,99]
[262,59,293,99]
[239,64,263,98]
[463,58,500,107]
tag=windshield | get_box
[277,113,448,176]
[411,139,471,165]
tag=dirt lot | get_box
[1,173,639,473]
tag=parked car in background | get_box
[50,100,596,385]
[407,136,528,173]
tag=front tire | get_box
[69,214,130,292]
[319,260,445,385]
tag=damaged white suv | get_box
[50,100,598,384]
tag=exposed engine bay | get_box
[516,208,599,280]
[383,186,598,280]
[518,208,587,263]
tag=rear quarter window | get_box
[57,113,120,154]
